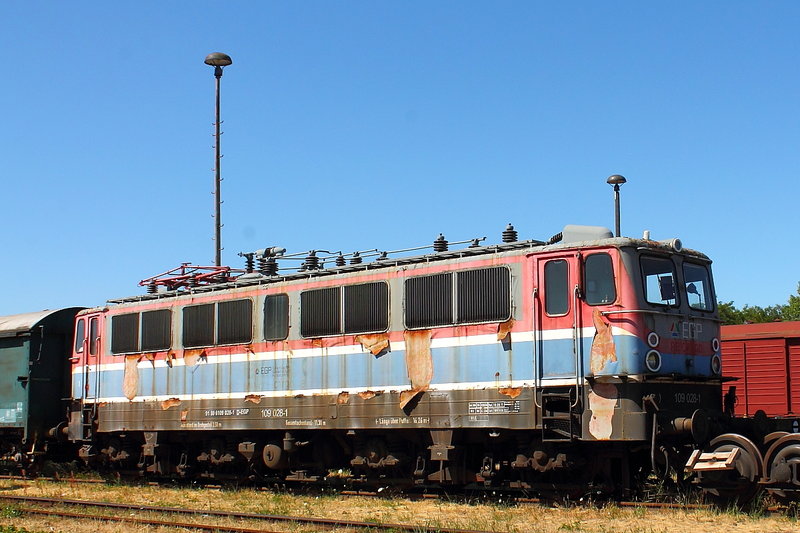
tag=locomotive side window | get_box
[584,253,616,305]
[405,273,454,328]
[457,267,511,323]
[264,294,289,341]
[641,256,678,306]
[89,317,99,356]
[141,310,172,351]
[301,287,341,337]
[683,262,714,311]
[218,299,253,345]
[544,260,569,316]
[344,282,389,334]
[74,319,85,353]
[111,313,140,354]
[183,304,215,348]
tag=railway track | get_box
[0,494,493,533]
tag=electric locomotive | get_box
[61,223,745,499]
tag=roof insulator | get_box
[433,233,448,252]
[302,251,320,271]
[350,252,363,265]
[502,223,518,243]
[335,254,346,267]
[376,251,388,261]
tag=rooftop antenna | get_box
[205,52,233,266]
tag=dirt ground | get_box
[0,479,797,533]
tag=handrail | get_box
[600,308,723,322]
[531,287,541,408]
[570,285,581,408]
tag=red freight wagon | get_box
[721,321,800,418]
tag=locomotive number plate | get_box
[674,392,701,404]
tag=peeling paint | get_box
[590,309,617,374]
[399,388,427,409]
[355,333,390,356]
[402,329,434,409]
[184,349,206,367]
[588,382,617,440]
[122,355,141,400]
[244,394,262,404]
[499,387,522,399]
[165,351,176,368]
[161,397,181,410]
[497,319,515,341]
[337,392,350,404]
[403,330,433,388]
[358,390,379,400]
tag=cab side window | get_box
[545,260,569,316]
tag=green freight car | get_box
[0,308,83,470]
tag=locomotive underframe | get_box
[70,380,724,495]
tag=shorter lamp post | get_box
[606,174,626,237]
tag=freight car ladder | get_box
[541,390,579,442]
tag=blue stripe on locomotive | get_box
[76,334,714,401]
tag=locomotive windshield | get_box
[683,262,714,311]
[640,256,678,306]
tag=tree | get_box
[718,282,800,325]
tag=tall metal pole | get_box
[213,66,223,267]
[606,174,627,237]
[204,52,233,267]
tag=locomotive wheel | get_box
[699,433,763,508]
[763,434,800,504]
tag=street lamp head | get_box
[606,174,627,186]
[204,52,233,67]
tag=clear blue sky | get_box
[2,1,798,316]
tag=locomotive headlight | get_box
[711,354,722,375]
[647,332,660,348]
[645,350,662,372]
[711,338,720,353]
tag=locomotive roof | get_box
[103,228,710,308]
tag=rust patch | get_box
[400,329,434,409]
[122,355,141,400]
[312,338,323,348]
[497,319,515,341]
[588,382,618,440]
[499,387,522,399]
[358,390,378,400]
[590,309,617,374]
[244,394,263,404]
[399,388,427,409]
[143,353,156,363]
[161,397,181,410]
[355,333,390,355]
[180,410,188,422]
[337,392,350,404]
[165,351,177,368]
[403,330,433,389]
[184,349,206,367]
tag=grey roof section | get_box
[0,309,73,338]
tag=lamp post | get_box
[606,174,626,237]
[205,52,233,267]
